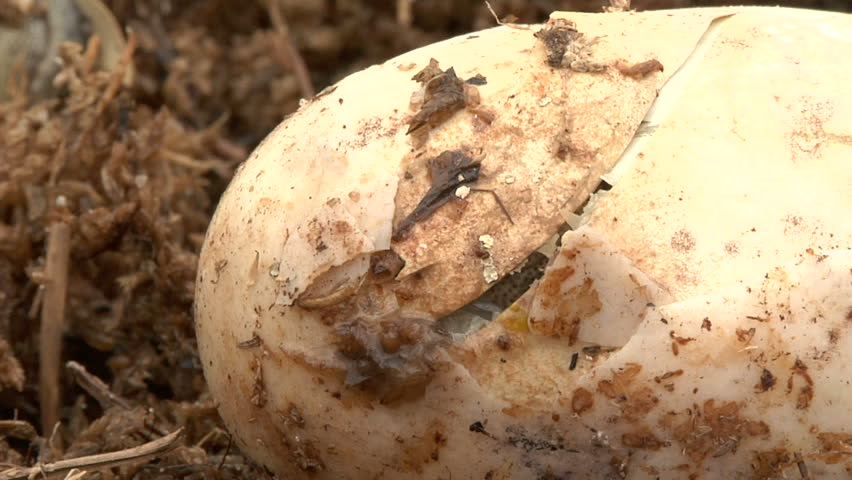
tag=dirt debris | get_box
[393,150,482,241]
[534,18,608,72]
[406,59,480,135]
[0,12,250,478]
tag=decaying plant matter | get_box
[0,23,258,478]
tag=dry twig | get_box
[264,0,314,99]
[93,28,137,119]
[484,1,530,30]
[66,361,132,411]
[0,428,184,480]
[39,222,71,436]
[396,0,412,26]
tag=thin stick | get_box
[265,0,314,99]
[39,222,71,436]
[470,188,515,225]
[94,28,137,119]
[484,1,529,30]
[66,361,131,411]
[0,428,183,480]
[27,285,44,319]
[396,0,412,26]
[217,434,232,471]
[794,453,811,479]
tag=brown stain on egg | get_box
[621,386,660,421]
[816,432,852,464]
[661,399,771,463]
[670,228,696,252]
[539,278,602,343]
[736,327,756,343]
[537,264,576,302]
[396,420,448,473]
[724,240,740,255]
[281,403,306,429]
[598,363,642,397]
[571,387,594,414]
[786,358,814,410]
[787,96,833,162]
[289,437,326,474]
[596,363,659,421]
[333,221,352,234]
[622,426,666,450]
[755,368,777,392]
[751,448,792,479]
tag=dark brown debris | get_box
[534,18,583,67]
[407,61,467,134]
[663,399,771,463]
[653,369,683,383]
[788,358,814,410]
[237,333,262,349]
[669,331,696,345]
[0,18,258,476]
[755,368,777,392]
[569,352,579,370]
[533,18,607,72]
[736,327,757,343]
[392,150,481,241]
[465,73,488,85]
[411,58,444,84]
[333,314,447,405]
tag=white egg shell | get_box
[194,6,852,479]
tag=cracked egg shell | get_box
[578,6,852,302]
[195,6,852,480]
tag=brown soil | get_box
[0,0,847,478]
